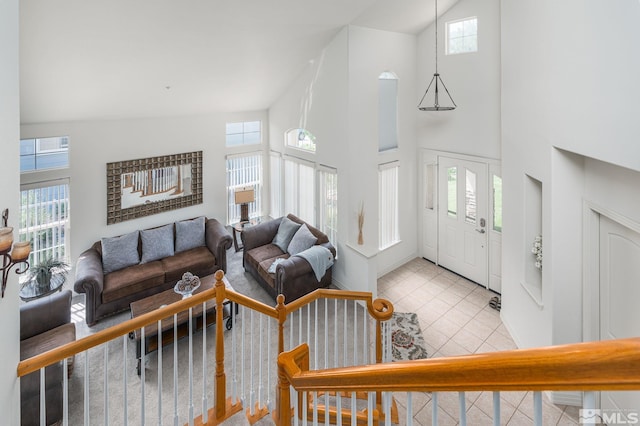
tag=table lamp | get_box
[234,187,255,223]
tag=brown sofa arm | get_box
[20,289,72,341]
[241,217,282,252]
[205,218,233,272]
[275,242,336,294]
[73,247,104,326]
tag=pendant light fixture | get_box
[418,0,456,111]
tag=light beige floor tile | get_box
[506,408,534,426]
[430,316,462,339]
[451,328,484,353]
[486,330,518,351]
[444,306,473,328]
[438,338,471,357]
[416,400,458,426]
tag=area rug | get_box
[390,312,428,361]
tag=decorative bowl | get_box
[174,272,200,299]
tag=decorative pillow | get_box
[175,216,206,253]
[272,216,302,252]
[287,224,318,256]
[101,231,140,274]
[140,224,175,264]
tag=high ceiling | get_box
[20,0,457,124]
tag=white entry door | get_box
[599,215,640,418]
[437,156,488,286]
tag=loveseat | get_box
[241,214,336,303]
[20,289,76,426]
[74,216,232,326]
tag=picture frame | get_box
[106,151,203,224]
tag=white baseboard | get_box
[376,252,419,278]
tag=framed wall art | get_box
[106,151,203,224]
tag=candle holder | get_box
[0,209,31,298]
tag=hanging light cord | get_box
[434,0,438,75]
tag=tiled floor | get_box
[378,257,580,426]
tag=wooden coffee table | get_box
[130,274,235,375]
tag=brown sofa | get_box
[20,289,76,426]
[74,217,232,326]
[241,214,336,303]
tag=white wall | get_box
[21,110,268,271]
[416,0,501,160]
[269,26,417,292]
[0,0,21,422]
[501,0,640,350]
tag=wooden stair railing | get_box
[277,338,640,425]
[16,270,394,425]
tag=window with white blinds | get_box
[19,179,70,268]
[379,162,400,250]
[318,166,338,246]
[226,153,263,224]
[283,157,315,224]
[270,152,282,219]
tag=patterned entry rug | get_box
[390,312,429,361]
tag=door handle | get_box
[475,228,486,234]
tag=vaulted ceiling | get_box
[20,0,457,124]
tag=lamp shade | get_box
[234,188,255,205]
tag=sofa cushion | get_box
[287,214,329,245]
[287,224,318,256]
[102,261,165,304]
[162,246,217,283]
[101,230,140,274]
[272,216,301,252]
[245,243,285,272]
[140,224,175,264]
[258,254,290,290]
[175,216,206,253]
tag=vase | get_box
[357,229,363,245]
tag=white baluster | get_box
[363,305,368,364]
[367,392,374,426]
[351,392,357,426]
[157,320,162,426]
[173,314,179,426]
[459,392,467,426]
[40,367,46,426]
[313,391,318,425]
[353,301,358,366]
[336,391,342,426]
[385,391,391,426]
[104,344,109,425]
[123,336,129,426]
[343,300,348,367]
[293,386,299,426]
[299,308,303,346]
[241,306,246,405]
[334,299,338,367]
[307,304,311,357]
[188,307,194,426]
[407,392,413,426]
[314,300,318,370]
[63,357,69,426]
[231,303,238,404]
[250,309,255,415]
[141,327,146,426]
[303,390,308,426]
[258,314,264,410]
[432,392,438,425]
[583,392,597,426]
[201,303,207,424]
[267,316,272,411]
[493,391,500,426]
[533,391,542,426]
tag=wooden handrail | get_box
[278,337,640,393]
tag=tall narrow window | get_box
[283,157,315,224]
[225,121,261,147]
[19,179,70,268]
[379,162,399,250]
[318,167,338,246]
[447,167,457,217]
[378,72,398,152]
[270,152,282,219]
[465,169,477,224]
[493,174,503,232]
[226,153,262,224]
[446,17,478,55]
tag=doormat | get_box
[390,312,429,361]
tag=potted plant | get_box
[28,257,70,290]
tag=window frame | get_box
[225,121,262,148]
[225,151,264,224]
[378,161,400,250]
[445,16,478,56]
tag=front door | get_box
[599,215,640,419]
[437,156,488,286]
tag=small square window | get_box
[225,121,261,147]
[446,17,477,55]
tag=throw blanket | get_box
[293,245,334,281]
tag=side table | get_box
[19,274,66,302]
[231,216,270,252]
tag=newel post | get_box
[276,360,292,426]
[276,294,287,354]
[214,270,227,420]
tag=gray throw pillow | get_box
[272,217,302,252]
[287,224,318,256]
[175,216,206,253]
[101,230,140,274]
[140,224,175,264]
